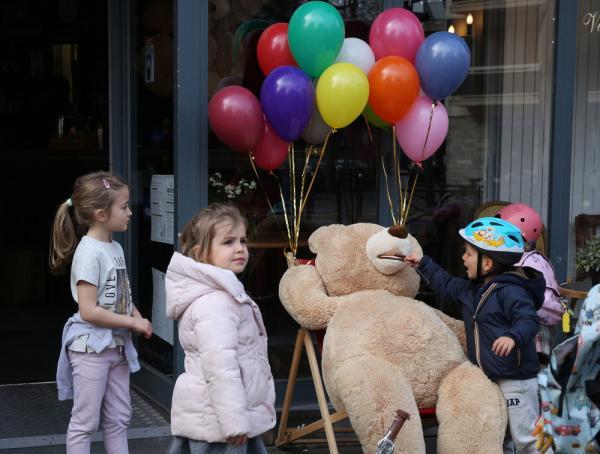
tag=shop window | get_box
[569,0,600,278]
[208,0,557,376]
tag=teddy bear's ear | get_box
[308,224,345,254]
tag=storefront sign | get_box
[583,11,600,34]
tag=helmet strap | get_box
[476,251,499,283]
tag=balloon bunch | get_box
[365,8,471,225]
[207,2,470,257]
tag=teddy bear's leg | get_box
[436,362,507,454]
[329,356,426,454]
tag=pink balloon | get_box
[208,86,264,152]
[369,8,424,63]
[395,96,448,163]
[252,120,290,171]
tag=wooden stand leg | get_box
[303,329,339,454]
[276,329,304,443]
[274,328,349,452]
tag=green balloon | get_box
[363,104,390,129]
[288,1,345,77]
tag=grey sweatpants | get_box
[496,377,544,454]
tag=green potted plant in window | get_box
[576,236,600,286]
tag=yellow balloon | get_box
[316,62,369,129]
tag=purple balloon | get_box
[260,66,314,142]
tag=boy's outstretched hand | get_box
[492,336,515,356]
[403,253,421,267]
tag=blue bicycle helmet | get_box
[459,217,525,266]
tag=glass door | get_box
[129,0,175,410]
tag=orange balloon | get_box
[368,56,420,124]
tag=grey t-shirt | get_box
[69,236,133,351]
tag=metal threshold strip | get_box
[0,382,170,449]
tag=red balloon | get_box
[369,8,424,62]
[252,120,290,171]
[208,86,264,152]
[368,56,420,124]
[257,23,297,76]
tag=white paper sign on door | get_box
[150,174,174,244]
[151,267,173,345]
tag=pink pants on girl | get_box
[67,347,131,454]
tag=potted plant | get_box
[576,236,600,285]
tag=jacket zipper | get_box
[473,283,498,373]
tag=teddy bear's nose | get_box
[388,225,408,239]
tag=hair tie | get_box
[66,198,73,208]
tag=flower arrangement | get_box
[209,173,257,201]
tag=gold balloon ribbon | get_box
[400,102,436,225]
[419,102,436,163]
[363,114,374,142]
[392,126,403,223]
[380,148,398,226]
[247,152,292,251]
[271,170,294,253]
[293,145,313,248]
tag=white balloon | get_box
[334,37,376,75]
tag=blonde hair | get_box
[49,171,128,275]
[180,203,247,263]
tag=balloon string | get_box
[293,144,313,251]
[363,114,374,142]
[419,102,436,163]
[271,170,294,254]
[380,147,397,225]
[247,153,290,248]
[402,170,419,227]
[290,143,298,253]
[400,103,435,225]
[392,126,403,223]
[298,129,335,218]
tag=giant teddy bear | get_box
[279,223,507,453]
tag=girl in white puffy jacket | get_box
[165,204,275,454]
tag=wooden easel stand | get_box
[275,328,353,453]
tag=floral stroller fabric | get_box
[538,284,600,453]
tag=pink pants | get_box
[67,347,131,454]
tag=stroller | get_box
[537,284,600,453]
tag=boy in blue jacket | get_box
[406,217,546,454]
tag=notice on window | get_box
[151,268,173,345]
[150,174,174,244]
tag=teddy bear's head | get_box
[309,223,423,298]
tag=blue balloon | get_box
[260,66,315,142]
[415,32,471,101]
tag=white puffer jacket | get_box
[166,252,276,442]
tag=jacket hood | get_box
[493,266,546,310]
[166,252,252,320]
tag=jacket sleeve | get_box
[418,255,474,310]
[500,288,540,347]
[191,294,250,438]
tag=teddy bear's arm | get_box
[433,308,467,354]
[279,264,339,330]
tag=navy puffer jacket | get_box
[418,256,544,381]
